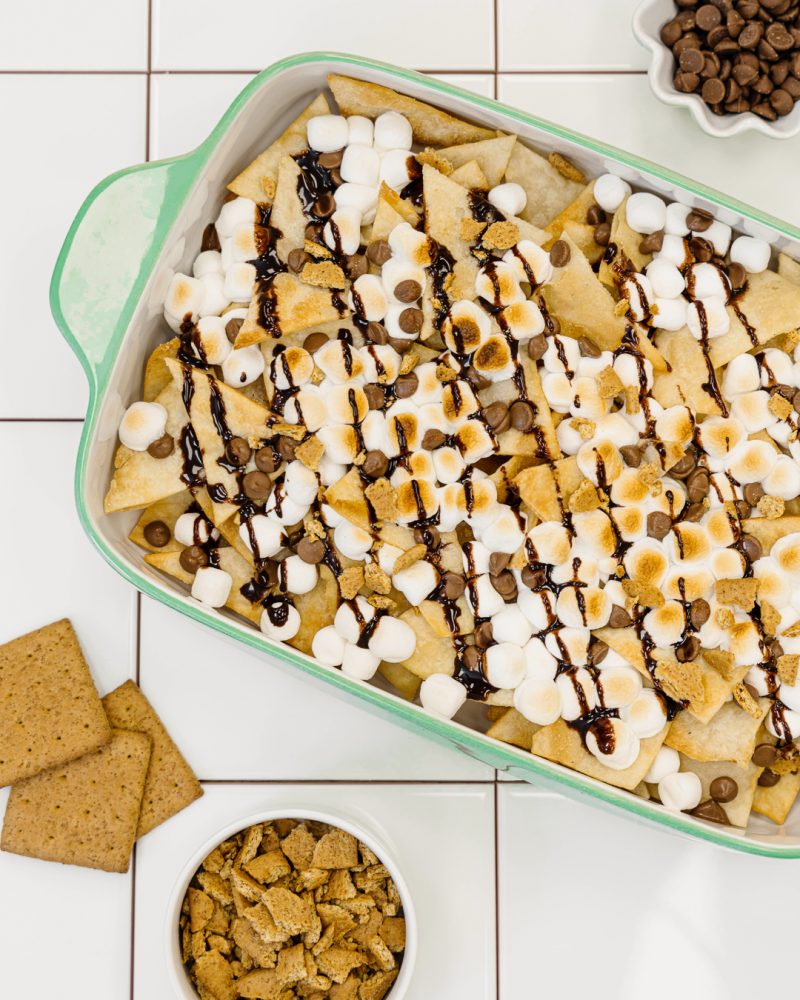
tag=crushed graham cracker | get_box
[271,421,306,441]
[625,386,641,415]
[392,544,428,574]
[295,435,324,472]
[769,393,793,420]
[548,151,586,183]
[364,479,397,522]
[304,239,333,260]
[482,221,520,251]
[260,176,276,201]
[714,607,736,630]
[597,365,625,400]
[614,298,630,317]
[702,648,736,679]
[364,562,392,596]
[569,417,596,441]
[367,594,396,611]
[622,579,665,608]
[435,363,457,383]
[459,218,487,243]
[782,621,800,639]
[716,578,759,612]
[399,351,419,375]
[568,479,602,513]
[654,659,702,706]
[733,682,763,719]
[760,600,781,638]
[758,495,785,519]
[300,261,346,289]
[306,517,326,542]
[778,653,800,687]
[338,566,365,600]
[637,463,661,487]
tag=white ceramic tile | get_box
[152,0,495,71]
[139,597,493,781]
[0,789,132,1000]
[0,423,136,688]
[0,0,148,70]
[429,73,497,99]
[498,787,800,1000]
[497,74,800,227]
[499,0,648,71]
[0,75,147,418]
[134,783,495,1000]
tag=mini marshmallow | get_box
[624,538,669,589]
[481,507,526,554]
[664,202,691,236]
[361,408,390,455]
[778,680,800,715]
[215,197,257,239]
[485,643,527,689]
[491,606,534,646]
[622,273,653,321]
[222,345,265,387]
[499,300,546,341]
[657,234,690,267]
[613,352,653,392]
[626,191,666,235]
[772,534,800,582]
[264,486,309,527]
[368,614,417,663]
[285,386,327,432]
[593,173,631,213]
[514,676,561,725]
[468,574,506,618]
[541,372,573,413]
[557,585,612,630]
[643,600,686,648]
[191,566,232,608]
[455,421,496,465]
[644,745,680,783]
[239,515,285,560]
[393,559,439,606]
[334,182,379,221]
[379,149,415,192]
[259,601,301,642]
[194,316,232,365]
[280,554,318,596]
[766,704,800,741]
[522,636,558,680]
[340,143,380,187]
[723,620,765,666]
[764,455,800,501]
[722,353,760,399]
[118,401,167,451]
[323,206,363,256]
[312,625,346,667]
[687,262,729,301]
[556,668,597,721]
[193,250,223,278]
[542,335,580,376]
[374,111,412,151]
[283,461,319,507]
[228,222,259,263]
[703,219,732,256]
[174,513,212,547]
[333,519,372,561]
[686,297,730,340]
[760,347,794,387]
[307,114,348,153]
[655,405,694,446]
[360,344,401,385]
[726,439,778,483]
[333,597,376,644]
[730,235,770,274]
[223,262,256,303]
[314,339,364,385]
[576,440,625,487]
[463,541,492,577]
[433,446,466,485]
[503,240,553,286]
[526,521,571,565]
[651,297,688,331]
[341,643,381,681]
[658,770,702,812]
[349,273,388,322]
[347,115,374,146]
[646,258,685,299]
[487,182,527,218]
[585,718,640,770]
[545,628,589,667]
[326,384,369,425]
[746,665,772,698]
[420,673,467,719]
[388,222,436,267]
[441,300,491,355]
[475,262,524,307]
[622,689,668,739]
[164,272,204,329]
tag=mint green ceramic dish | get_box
[51,52,800,857]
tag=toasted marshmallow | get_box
[270,347,314,391]
[646,257,685,299]
[668,522,711,566]
[222,345,265,387]
[657,234,691,267]
[644,745,680,783]
[472,336,516,383]
[541,372,574,413]
[722,353,760,399]
[546,627,590,667]
[503,240,553,287]
[586,717,641,770]
[643,601,686,648]
[264,485,309,527]
[765,455,800,500]
[542,335,580,376]
[651,296,688,331]
[334,596,375,643]
[626,192,666,235]
[514,676,561,725]
[455,420,496,464]
[485,643,526,689]
[385,404,421,455]
[687,297,730,340]
[333,519,372,561]
[710,548,745,581]
[280,554,318,596]
[753,556,791,608]
[191,566,232,608]
[766,704,800,741]
[703,219,732,256]
[527,522,571,565]
[759,347,794,386]
[216,197,257,239]
[730,390,777,434]
[550,552,599,588]
[349,274,388,322]
[164,273,204,329]
[558,585,612,630]
[703,508,737,548]
[611,506,647,543]
[475,262,524,307]
[341,643,381,680]
[334,181,379,221]
[360,344,401,385]
[374,111,412,151]
[778,680,800,715]
[593,173,631,213]
[395,479,439,525]
[315,339,364,385]
[409,363,442,406]
[420,673,467,719]
[393,558,439,605]
[613,352,653,392]
[556,668,597,721]
[622,273,653,321]
[325,384,368,425]
[480,508,524,557]
[623,689,668,738]
[228,222,260,263]
[523,636,558,679]
[388,222,436,266]
[340,143,380,186]
[312,625,346,666]
[731,235,770,274]
[610,468,649,507]
[382,257,426,305]
[193,249,223,278]
[259,601,300,642]
[286,386,327,432]
[487,182,526,218]
[726,439,777,483]
[239,514,285,560]
[223,262,257,304]
[324,206,362,256]
[658,770,702,811]
[468,574,506,618]
[307,114,348,153]
[391,451,436,487]
[463,478,499,533]
[517,588,557,632]
[442,300,491,355]
[498,300,545,342]
[368,614,417,663]
[697,415,745,463]
[118,401,167,451]
[707,472,738,506]
[192,316,231,366]
[435,483,465,532]
[379,149,415,192]
[568,376,607,421]
[624,538,669,588]
[571,510,616,559]
[491,606,534,646]
[771,534,800,581]
[283,460,318,506]
[663,567,713,602]
[655,405,694,446]
[664,202,691,236]
[687,262,729,301]
[723,620,765,666]
[576,439,624,487]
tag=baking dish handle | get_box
[50,154,200,394]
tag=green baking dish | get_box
[50,51,800,857]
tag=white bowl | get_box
[633,0,800,138]
[164,807,417,999]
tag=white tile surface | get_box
[151,0,495,71]
[139,597,493,781]
[0,423,136,689]
[497,73,800,227]
[0,75,146,418]
[0,0,148,70]
[134,783,496,1000]
[498,787,800,1000]
[498,0,648,71]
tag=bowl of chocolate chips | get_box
[635,0,800,137]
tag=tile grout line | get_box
[198,778,498,785]
[0,68,648,77]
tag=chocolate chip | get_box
[527,333,548,361]
[753,99,779,119]
[686,467,710,502]
[577,336,601,358]
[639,230,665,254]
[702,76,728,102]
[312,192,335,218]
[394,372,419,398]
[414,525,441,548]
[742,481,765,506]
[770,639,785,660]
[741,532,763,563]
[464,366,491,390]
[305,221,324,243]
[201,222,221,253]
[733,60,759,85]
[490,569,517,602]
[366,239,392,266]
[144,520,170,547]
[179,545,208,573]
[366,321,389,345]
[793,388,800,414]
[676,635,701,662]
[521,565,546,590]
[296,537,325,564]
[620,444,644,469]
[727,261,747,289]
[696,3,723,30]
[303,331,329,354]
[647,511,673,540]
[489,552,511,576]
[277,435,297,462]
[361,449,389,479]
[744,681,761,702]
[767,22,795,51]
[689,237,713,262]
[683,502,707,522]
[549,240,571,267]
[394,279,422,303]
[770,86,795,113]
[593,221,611,246]
[608,604,633,628]
[758,768,781,787]
[687,207,714,232]
[398,308,423,335]
[345,253,368,279]
[739,21,764,48]
[509,400,537,432]
[669,451,697,478]
[586,203,606,226]
[225,317,244,344]
[462,644,482,670]
[255,446,279,474]
[709,775,739,803]
[689,799,730,824]
[421,428,447,450]
[662,19,684,46]
[242,470,272,504]
[288,248,311,273]
[482,401,511,433]
[474,621,494,648]
[675,70,701,92]
[680,46,707,73]
[318,150,343,169]
[389,336,413,355]
[147,433,174,459]
[733,498,751,520]
[690,598,711,628]
[543,314,561,336]
[442,571,466,600]
[225,436,251,466]
[588,638,609,666]
[753,741,780,766]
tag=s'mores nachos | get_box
[106,74,800,830]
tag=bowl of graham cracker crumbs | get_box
[166,809,416,1000]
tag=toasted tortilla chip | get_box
[480,351,559,459]
[778,251,800,286]
[514,456,581,522]
[328,74,494,146]
[144,337,180,402]
[652,329,725,416]
[145,546,261,625]
[752,767,800,824]
[419,593,474,640]
[369,183,420,242]
[397,607,457,680]
[560,220,604,265]
[378,660,421,701]
[487,707,540,750]
[228,93,330,202]
[598,196,651,286]
[270,156,309,263]
[130,489,194,552]
[677,754,760,828]
[437,135,517,189]
[193,490,253,564]
[449,160,489,191]
[665,698,770,765]
[531,719,666,791]
[237,271,343,348]
[289,566,340,656]
[741,515,800,553]
[503,141,584,228]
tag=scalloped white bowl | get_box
[634,0,800,138]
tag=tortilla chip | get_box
[237,271,343,348]
[487,707,540,750]
[449,159,489,190]
[270,156,308,263]
[503,141,584,228]
[288,566,340,656]
[369,183,420,242]
[129,489,194,552]
[144,337,180,401]
[514,456,581,522]
[677,755,760,828]
[397,608,457,680]
[778,251,800,286]
[707,268,800,367]
[665,698,770,766]
[652,328,725,416]
[752,768,800,824]
[741,515,800,553]
[437,134,517,188]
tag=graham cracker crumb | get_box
[758,495,785,519]
[548,151,586,183]
[782,621,800,639]
[460,218,487,243]
[295,435,324,472]
[654,658,703,706]
[364,562,392,596]
[614,298,630,317]
[416,148,453,175]
[364,479,397,522]
[300,261,346,290]
[304,239,333,260]
[702,648,736,679]
[367,594,396,611]
[435,363,457,383]
[621,579,664,608]
[625,386,641,415]
[271,421,306,440]
[714,607,735,630]
[778,654,800,687]
[716,577,759,612]
[769,393,793,420]
[311,365,325,385]
[483,221,520,251]
[733,681,763,719]
[306,518,326,541]
[597,365,624,400]
[637,463,661,487]
[568,479,602,513]
[399,351,419,376]
[338,566,365,601]
[760,600,781,638]
[392,544,427,574]
[569,417,596,441]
